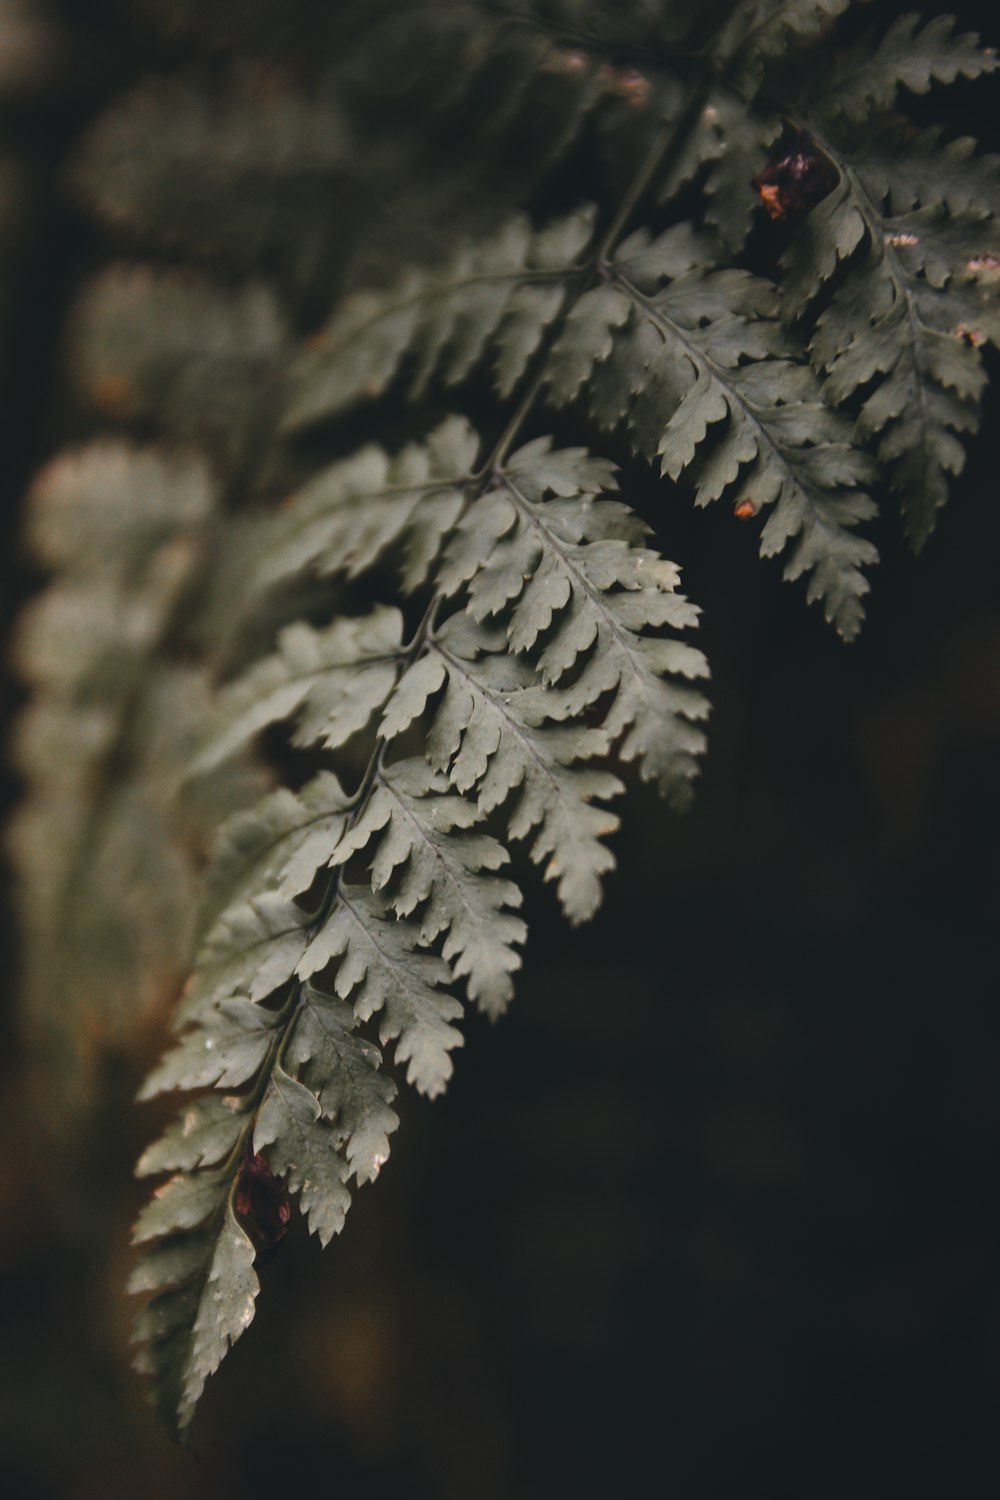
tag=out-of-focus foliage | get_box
[9,443,262,1130]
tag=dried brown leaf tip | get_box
[236,1144,291,1250]
[546,48,587,74]
[753,132,837,224]
[967,254,1000,282]
[597,65,650,107]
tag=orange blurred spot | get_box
[598,65,650,107]
[757,182,786,221]
[954,323,986,347]
[547,48,587,73]
[92,373,134,415]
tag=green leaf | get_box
[199,771,352,937]
[252,414,479,599]
[282,208,596,429]
[802,14,998,125]
[785,125,1000,546]
[420,616,624,924]
[334,758,526,1017]
[254,1068,352,1247]
[298,883,463,1098]
[454,438,711,797]
[192,607,405,773]
[68,264,288,449]
[561,243,878,637]
[181,895,309,1016]
[48,0,1000,1442]
[126,1233,208,1298]
[73,64,353,286]
[132,1169,224,1243]
[545,282,631,407]
[714,0,855,95]
[138,997,280,1099]
[131,1200,259,1438]
[701,93,783,254]
[136,1095,245,1178]
[23,440,217,577]
[285,985,398,1182]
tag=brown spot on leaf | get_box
[753,133,837,224]
[546,48,587,73]
[597,65,650,107]
[967,254,1000,282]
[236,1145,291,1250]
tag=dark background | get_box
[1,2,999,1496]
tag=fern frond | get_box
[253,414,480,598]
[713,0,854,95]
[193,608,406,773]
[198,771,354,933]
[129,880,445,1433]
[74,4,609,305]
[333,758,526,1016]
[72,67,353,285]
[281,984,399,1181]
[129,958,406,1433]
[129,1173,260,1437]
[781,121,1000,547]
[69,265,288,447]
[9,442,252,1126]
[802,13,997,124]
[131,793,462,1435]
[606,69,781,254]
[549,226,878,636]
[702,95,784,254]
[439,438,711,792]
[385,614,624,925]
[129,411,709,1427]
[286,206,877,633]
[298,884,464,1094]
[139,997,282,1100]
[13,0,996,1442]
[135,1095,247,1179]
[19,438,217,575]
[283,210,595,428]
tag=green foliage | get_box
[781,122,1000,545]
[72,66,353,287]
[68,267,289,453]
[9,0,999,1438]
[10,442,261,1128]
[550,228,878,633]
[282,212,594,424]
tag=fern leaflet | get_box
[781,102,1000,544]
